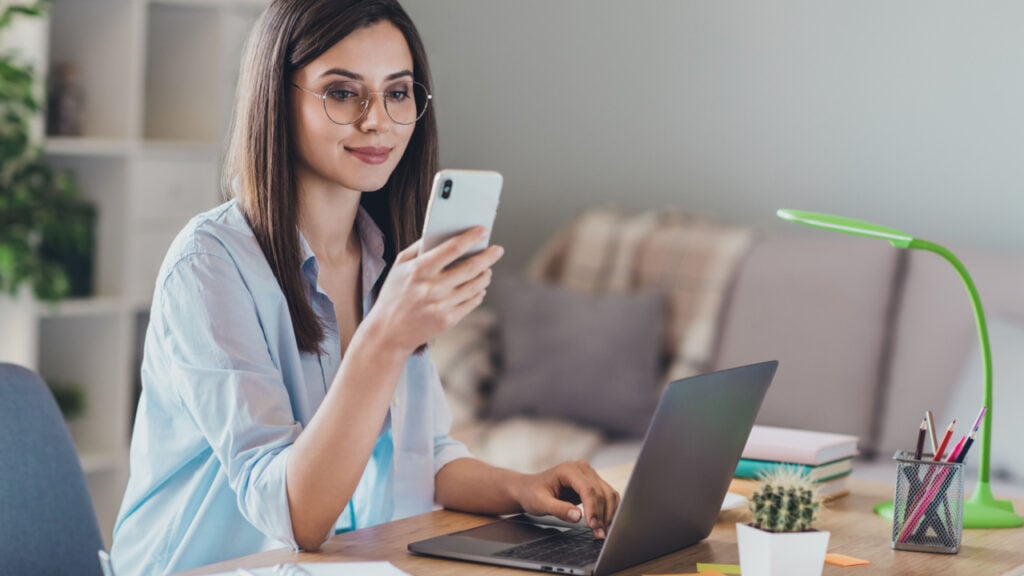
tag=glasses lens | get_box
[320,81,430,125]
[383,81,429,125]
[323,81,370,125]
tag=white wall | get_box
[403,0,1024,268]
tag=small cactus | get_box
[748,467,821,532]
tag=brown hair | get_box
[224,0,438,353]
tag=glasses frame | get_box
[291,80,432,126]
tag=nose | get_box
[357,93,391,133]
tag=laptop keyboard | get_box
[494,527,604,566]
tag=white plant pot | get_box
[0,286,39,371]
[736,522,830,576]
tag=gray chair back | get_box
[0,363,104,575]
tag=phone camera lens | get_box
[441,179,453,199]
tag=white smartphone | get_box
[420,169,503,258]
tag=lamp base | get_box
[874,482,1023,528]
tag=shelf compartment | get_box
[48,0,137,139]
[47,156,128,300]
[40,314,132,456]
[144,3,225,142]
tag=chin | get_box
[348,174,393,193]
[340,165,401,193]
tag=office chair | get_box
[0,363,105,576]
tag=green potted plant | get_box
[736,467,830,576]
[1,0,93,304]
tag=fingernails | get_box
[568,508,582,522]
[595,528,606,539]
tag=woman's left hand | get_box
[513,460,620,539]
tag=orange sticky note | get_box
[825,552,870,567]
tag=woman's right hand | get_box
[361,226,504,356]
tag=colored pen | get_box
[925,410,938,454]
[955,408,986,463]
[933,419,956,461]
[913,419,927,460]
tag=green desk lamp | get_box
[777,208,1023,529]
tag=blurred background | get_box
[2,0,1023,545]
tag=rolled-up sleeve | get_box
[157,249,301,549]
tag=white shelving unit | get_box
[0,0,267,546]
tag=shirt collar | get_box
[299,205,387,297]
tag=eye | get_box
[325,82,364,102]
[384,82,413,102]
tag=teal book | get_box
[734,457,853,481]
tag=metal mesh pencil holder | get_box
[890,451,964,554]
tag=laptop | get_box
[409,360,777,576]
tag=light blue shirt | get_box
[111,200,471,576]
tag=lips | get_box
[346,146,392,165]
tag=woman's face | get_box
[290,21,417,196]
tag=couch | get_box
[431,207,1024,496]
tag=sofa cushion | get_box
[713,233,901,451]
[488,273,665,438]
[528,208,753,382]
[943,315,1024,482]
[877,247,1024,456]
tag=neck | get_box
[297,172,362,265]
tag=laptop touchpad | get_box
[459,519,567,544]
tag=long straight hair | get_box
[224,0,438,353]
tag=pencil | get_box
[933,419,956,461]
[914,419,927,460]
[969,406,987,434]
[925,410,938,454]
[957,429,979,463]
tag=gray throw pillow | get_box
[488,273,665,438]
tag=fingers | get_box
[450,268,492,306]
[559,462,609,538]
[397,239,422,263]
[530,488,585,525]
[419,227,489,274]
[447,288,487,325]
[572,462,619,528]
[440,245,504,290]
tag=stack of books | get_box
[733,425,859,500]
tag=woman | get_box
[110,1,619,574]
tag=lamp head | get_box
[777,209,914,249]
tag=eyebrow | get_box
[317,68,414,81]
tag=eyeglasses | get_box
[291,79,431,126]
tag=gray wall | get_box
[403,1,1024,269]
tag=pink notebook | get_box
[742,425,859,465]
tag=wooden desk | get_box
[180,466,1024,576]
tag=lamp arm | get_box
[908,239,992,484]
